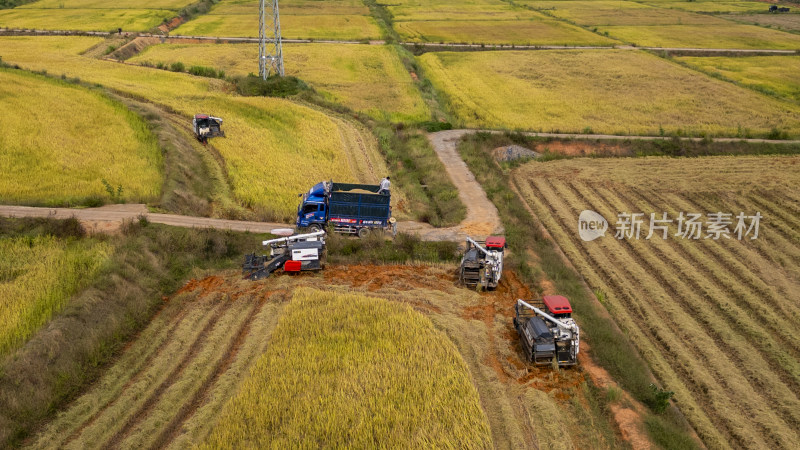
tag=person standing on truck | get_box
[379,176,391,195]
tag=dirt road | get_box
[0,130,506,241]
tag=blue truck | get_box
[296,181,394,237]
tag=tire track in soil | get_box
[104,295,234,449]
[602,183,800,426]
[564,179,793,448]
[151,297,265,449]
[529,177,734,447]
[59,300,195,448]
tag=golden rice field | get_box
[129,42,430,122]
[525,0,721,26]
[0,68,162,205]
[646,0,791,13]
[722,13,800,32]
[0,8,174,32]
[172,0,380,40]
[17,0,194,9]
[0,235,110,357]
[513,155,800,449]
[173,13,381,40]
[0,36,377,220]
[677,55,800,102]
[388,3,541,21]
[394,16,615,46]
[597,23,800,49]
[418,49,800,136]
[204,287,493,448]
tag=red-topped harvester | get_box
[514,295,580,367]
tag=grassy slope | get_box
[418,49,800,137]
[0,68,162,206]
[0,231,110,357]
[203,287,493,448]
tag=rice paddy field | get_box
[524,1,723,26]
[128,43,430,122]
[0,67,162,205]
[676,55,800,102]
[0,235,110,357]
[204,287,492,448]
[172,0,381,40]
[0,0,194,32]
[0,36,383,220]
[644,0,792,13]
[596,23,800,49]
[418,49,800,136]
[722,12,800,33]
[513,155,800,449]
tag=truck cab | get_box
[296,182,328,230]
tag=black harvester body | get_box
[193,114,225,144]
[243,230,326,280]
[514,297,580,367]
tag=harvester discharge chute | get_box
[242,230,326,280]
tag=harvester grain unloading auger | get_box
[514,296,580,367]
[242,229,326,280]
[459,236,505,290]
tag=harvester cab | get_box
[459,236,505,290]
[242,229,326,280]
[192,114,225,144]
[513,296,580,367]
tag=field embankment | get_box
[512,155,800,449]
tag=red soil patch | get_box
[177,276,225,296]
[158,16,184,33]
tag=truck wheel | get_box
[309,224,322,233]
[358,227,371,239]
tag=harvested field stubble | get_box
[514,155,800,449]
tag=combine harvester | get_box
[192,114,225,144]
[242,229,325,280]
[459,236,505,290]
[514,296,580,367]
